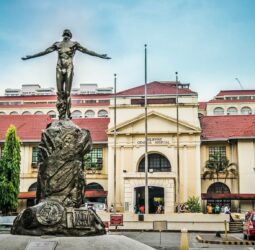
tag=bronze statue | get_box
[22,29,110,119]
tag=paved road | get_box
[110,232,255,250]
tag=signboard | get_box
[137,137,170,145]
[110,214,123,226]
[25,241,57,250]
[153,221,167,231]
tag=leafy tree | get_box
[186,196,201,213]
[203,153,238,182]
[0,125,21,215]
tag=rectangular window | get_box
[85,100,97,103]
[98,99,110,104]
[239,96,252,100]
[131,98,176,105]
[84,148,103,170]
[225,97,238,100]
[208,146,226,160]
[32,147,39,166]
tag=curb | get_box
[196,235,255,246]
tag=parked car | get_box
[81,202,107,212]
[0,216,16,233]
[243,210,255,240]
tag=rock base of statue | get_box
[12,119,105,236]
[11,200,105,236]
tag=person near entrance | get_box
[207,203,213,214]
[214,204,221,214]
[156,203,164,214]
[224,205,230,214]
[139,204,145,214]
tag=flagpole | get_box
[144,44,149,214]
[175,72,180,213]
[114,73,117,213]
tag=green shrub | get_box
[186,196,201,213]
[0,125,21,215]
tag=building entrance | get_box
[207,182,231,211]
[135,186,164,214]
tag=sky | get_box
[0,0,255,101]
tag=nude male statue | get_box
[22,29,110,119]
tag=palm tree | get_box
[203,153,238,182]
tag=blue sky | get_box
[0,0,255,100]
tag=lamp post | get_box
[114,73,117,213]
[175,72,180,213]
[144,44,149,214]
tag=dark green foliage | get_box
[203,153,238,182]
[186,196,201,213]
[0,125,21,215]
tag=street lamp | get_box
[144,44,149,214]
[114,73,117,213]
[175,72,180,213]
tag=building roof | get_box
[208,99,255,104]
[216,90,255,97]
[0,94,111,101]
[0,102,109,110]
[198,102,207,111]
[0,115,109,143]
[200,115,255,141]
[116,81,196,96]
[73,118,110,143]
[0,115,51,142]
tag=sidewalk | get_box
[98,211,230,232]
[196,233,255,246]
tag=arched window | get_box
[28,182,37,192]
[198,113,204,119]
[207,182,231,209]
[85,182,104,190]
[47,110,57,118]
[241,106,252,115]
[22,111,31,115]
[10,111,18,115]
[34,111,44,115]
[71,110,82,119]
[0,112,6,115]
[98,110,108,117]
[138,153,171,172]
[213,107,224,115]
[207,182,230,194]
[85,110,95,118]
[227,107,238,115]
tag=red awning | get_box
[18,190,108,199]
[18,191,36,199]
[85,190,108,198]
[202,193,255,200]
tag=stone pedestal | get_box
[12,119,106,236]
[12,200,105,236]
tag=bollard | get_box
[180,228,189,250]
[224,220,228,240]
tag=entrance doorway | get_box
[27,182,37,207]
[85,182,106,204]
[135,186,164,213]
[207,182,231,210]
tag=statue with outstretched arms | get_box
[22,29,110,119]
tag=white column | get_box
[183,145,188,201]
[118,146,125,207]
[195,141,201,196]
